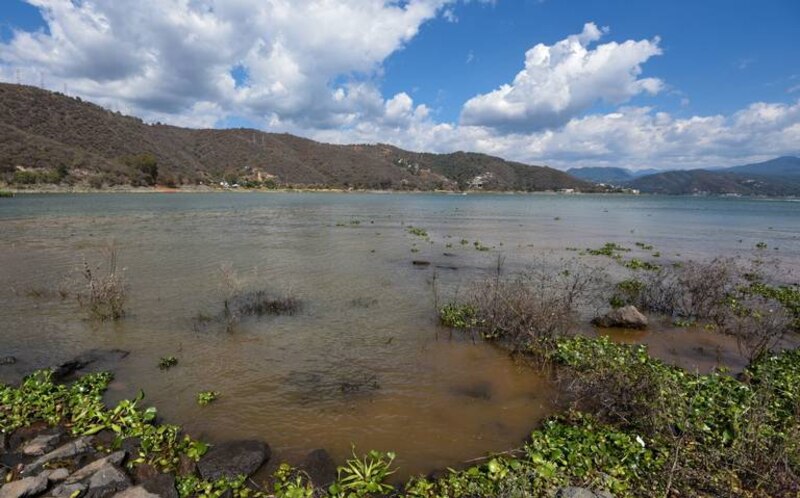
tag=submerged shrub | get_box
[441,260,603,349]
[228,290,302,317]
[77,244,127,320]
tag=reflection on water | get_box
[1,192,798,477]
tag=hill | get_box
[718,156,800,177]
[567,166,664,184]
[566,167,634,184]
[628,168,800,196]
[0,83,590,192]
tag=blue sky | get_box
[0,0,798,170]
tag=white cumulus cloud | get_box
[460,22,663,131]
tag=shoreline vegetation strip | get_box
[2,335,798,497]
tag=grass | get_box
[0,190,13,198]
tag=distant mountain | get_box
[718,156,800,177]
[628,168,800,196]
[567,166,664,184]
[567,167,634,184]
[0,83,590,192]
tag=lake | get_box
[1,192,798,477]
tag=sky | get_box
[0,0,798,171]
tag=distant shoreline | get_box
[2,186,799,199]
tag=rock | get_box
[66,451,126,484]
[52,350,129,382]
[140,475,178,498]
[0,432,7,454]
[111,487,159,498]
[131,464,159,485]
[411,260,431,266]
[84,464,131,498]
[0,475,49,498]
[43,468,70,482]
[198,440,270,481]
[21,431,64,456]
[591,305,648,329]
[176,455,196,477]
[0,356,16,366]
[9,422,51,451]
[24,437,94,475]
[556,487,614,498]
[450,382,493,401]
[301,449,336,488]
[435,264,458,271]
[49,482,87,498]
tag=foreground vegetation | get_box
[2,336,798,497]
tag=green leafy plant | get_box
[407,226,428,237]
[329,449,396,497]
[197,391,220,406]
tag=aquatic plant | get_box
[438,303,479,329]
[0,190,13,198]
[634,242,654,250]
[329,449,396,497]
[586,242,630,257]
[623,259,660,271]
[159,356,178,370]
[407,226,428,237]
[196,391,220,406]
[0,370,208,473]
[755,241,768,249]
[460,239,469,245]
[473,241,490,251]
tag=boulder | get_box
[0,475,49,498]
[591,305,648,329]
[52,349,129,382]
[49,482,87,498]
[42,468,70,482]
[21,431,64,456]
[301,449,336,488]
[141,475,178,498]
[66,451,126,484]
[198,440,270,481]
[111,487,159,498]
[84,464,131,498]
[0,356,16,366]
[24,437,94,475]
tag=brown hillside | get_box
[0,83,589,191]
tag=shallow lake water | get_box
[1,192,798,477]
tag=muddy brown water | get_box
[1,192,798,478]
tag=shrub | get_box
[552,337,800,496]
[440,260,603,349]
[77,244,126,320]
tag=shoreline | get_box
[3,185,798,199]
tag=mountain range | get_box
[0,83,589,192]
[1,83,797,196]
[569,157,800,196]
